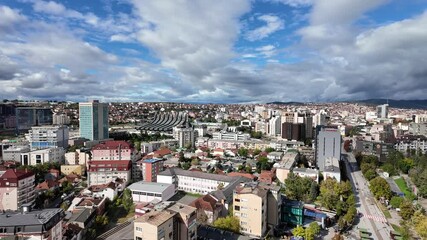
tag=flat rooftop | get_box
[0,208,63,227]
[127,181,174,193]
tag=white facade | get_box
[268,116,281,137]
[2,145,30,162]
[20,147,65,166]
[415,114,427,124]
[212,131,250,141]
[88,170,131,186]
[53,113,70,125]
[127,181,175,203]
[28,125,69,151]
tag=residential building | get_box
[258,183,282,228]
[189,194,226,224]
[233,182,268,238]
[255,120,269,135]
[0,169,35,211]
[87,160,131,186]
[267,151,284,162]
[212,131,250,141]
[52,113,70,125]
[173,125,195,149]
[127,181,175,203]
[79,100,109,141]
[275,152,298,183]
[315,126,341,172]
[395,135,427,155]
[20,147,65,166]
[91,140,135,161]
[15,107,53,133]
[409,123,427,136]
[28,125,69,150]
[293,168,320,183]
[85,182,118,201]
[168,202,197,240]
[415,114,427,124]
[134,210,175,240]
[140,139,178,154]
[61,165,84,176]
[64,149,90,166]
[0,207,64,240]
[138,158,164,182]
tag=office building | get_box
[281,122,305,141]
[233,182,268,238]
[0,207,64,239]
[376,104,389,119]
[0,104,16,129]
[173,125,194,149]
[1,145,30,162]
[20,147,65,166]
[79,100,109,141]
[15,107,53,132]
[28,125,69,151]
[0,169,35,211]
[315,126,342,172]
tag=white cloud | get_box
[268,0,313,7]
[246,14,285,41]
[0,5,27,33]
[255,45,276,57]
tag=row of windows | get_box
[132,191,162,197]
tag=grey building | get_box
[0,207,64,239]
[315,126,341,171]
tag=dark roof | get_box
[197,225,251,240]
[0,208,63,227]
[69,208,94,223]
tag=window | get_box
[234,198,240,202]
[135,237,142,240]
[234,206,240,211]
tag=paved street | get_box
[342,152,392,240]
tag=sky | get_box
[0,0,427,103]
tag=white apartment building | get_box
[64,149,90,166]
[395,135,427,154]
[415,114,427,124]
[0,169,36,211]
[2,145,30,162]
[53,113,71,125]
[212,131,250,141]
[157,168,238,195]
[27,125,69,151]
[20,147,65,166]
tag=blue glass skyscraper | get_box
[79,100,109,141]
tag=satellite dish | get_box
[160,108,165,112]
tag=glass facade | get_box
[79,101,109,141]
[15,107,53,132]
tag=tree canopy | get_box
[213,216,240,233]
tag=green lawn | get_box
[394,178,416,200]
[378,203,392,218]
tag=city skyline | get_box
[1,0,427,103]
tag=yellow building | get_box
[134,210,175,240]
[60,164,84,176]
[233,183,268,238]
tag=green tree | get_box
[191,158,200,166]
[213,216,240,233]
[369,177,392,200]
[122,188,134,212]
[398,158,414,174]
[381,163,397,176]
[364,169,377,180]
[238,147,248,157]
[399,200,414,220]
[265,147,275,153]
[305,222,321,240]
[252,148,261,156]
[285,172,317,203]
[182,162,191,170]
[390,196,404,209]
[292,225,305,237]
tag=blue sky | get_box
[0,0,427,103]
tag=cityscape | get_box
[1,1,427,240]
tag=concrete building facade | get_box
[0,169,35,211]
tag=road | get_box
[342,151,392,240]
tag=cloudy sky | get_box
[1,0,427,103]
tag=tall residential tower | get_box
[79,100,109,141]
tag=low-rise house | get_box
[189,194,226,224]
[83,182,119,201]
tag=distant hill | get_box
[349,99,427,109]
[266,101,305,105]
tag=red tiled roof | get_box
[93,141,132,150]
[0,169,34,180]
[153,148,171,157]
[189,194,221,212]
[227,172,256,180]
[36,179,59,190]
